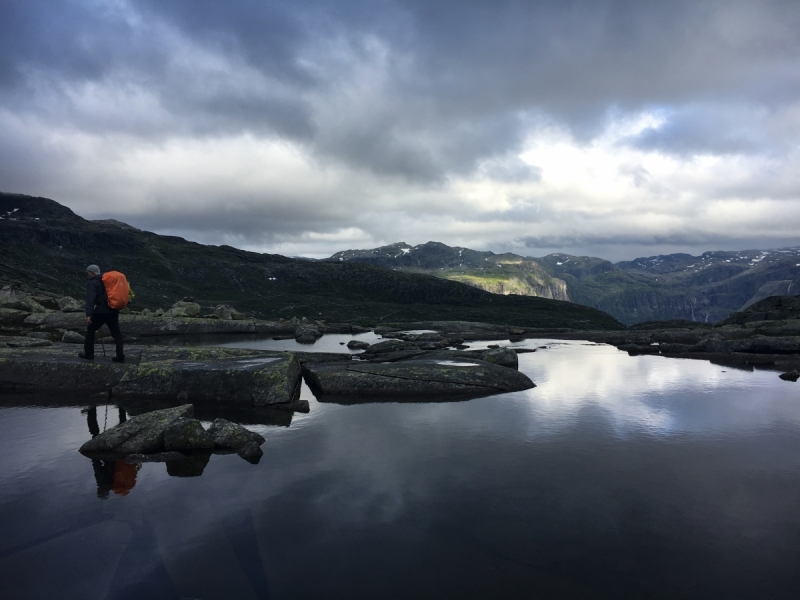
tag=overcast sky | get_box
[1,0,799,261]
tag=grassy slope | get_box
[0,193,623,330]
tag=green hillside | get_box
[0,193,623,330]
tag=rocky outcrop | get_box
[0,308,31,325]
[303,357,535,403]
[80,404,194,456]
[0,286,47,313]
[80,405,266,468]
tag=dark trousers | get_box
[84,311,123,358]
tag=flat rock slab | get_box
[80,404,193,456]
[303,358,534,403]
[0,345,301,405]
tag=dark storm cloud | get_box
[2,0,800,259]
[3,0,800,177]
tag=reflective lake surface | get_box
[1,340,800,599]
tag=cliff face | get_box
[330,242,800,325]
[329,242,572,302]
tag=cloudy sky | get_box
[1,0,799,260]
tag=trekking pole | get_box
[99,326,106,357]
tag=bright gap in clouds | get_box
[12,106,800,262]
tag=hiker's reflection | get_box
[91,459,139,498]
[87,406,137,498]
[86,406,127,438]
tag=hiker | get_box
[79,264,124,362]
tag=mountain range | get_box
[328,241,800,325]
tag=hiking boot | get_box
[78,351,94,360]
[112,355,125,363]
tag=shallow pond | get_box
[1,340,799,599]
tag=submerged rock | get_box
[347,340,370,350]
[80,404,194,457]
[779,370,799,382]
[207,418,265,450]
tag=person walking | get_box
[79,264,124,362]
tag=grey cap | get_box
[86,264,101,275]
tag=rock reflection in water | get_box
[86,405,142,497]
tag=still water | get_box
[1,340,799,599]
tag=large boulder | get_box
[347,340,370,350]
[214,304,234,320]
[481,347,518,370]
[79,404,194,457]
[58,297,84,313]
[165,301,201,318]
[295,326,322,344]
[0,308,30,325]
[163,417,215,451]
[0,287,47,313]
[207,418,265,450]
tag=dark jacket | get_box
[85,275,112,316]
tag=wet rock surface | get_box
[163,417,215,451]
[80,404,194,456]
[80,405,266,470]
[303,357,534,402]
[208,418,266,450]
[0,345,303,405]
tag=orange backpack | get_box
[101,271,131,310]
